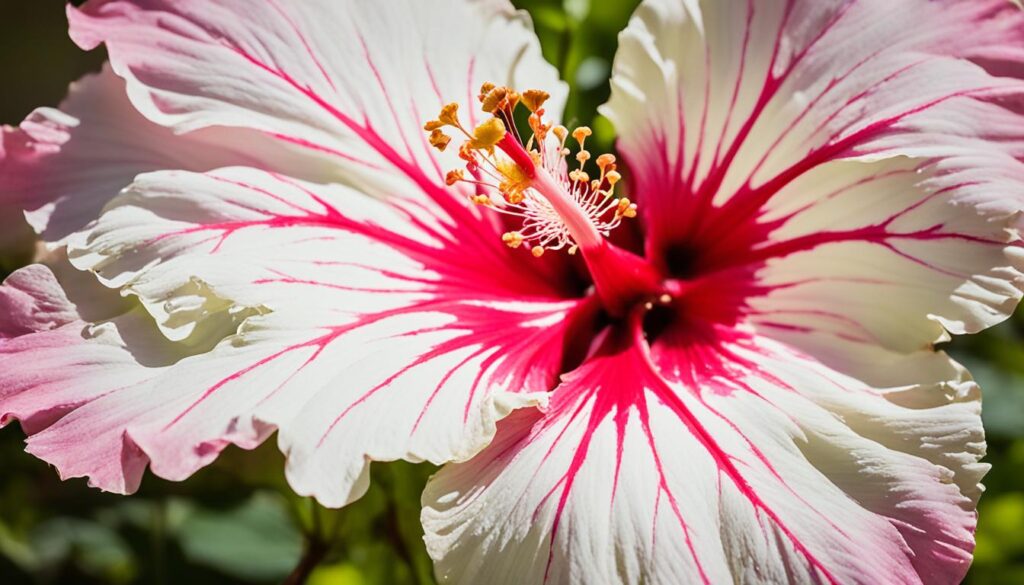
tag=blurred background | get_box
[1,1,1022,583]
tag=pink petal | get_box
[0,282,170,493]
[738,155,1024,385]
[0,264,96,339]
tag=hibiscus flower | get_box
[3,0,1024,583]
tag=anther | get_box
[478,82,496,102]
[572,126,592,144]
[445,169,464,186]
[438,103,460,127]
[568,169,590,183]
[506,91,521,111]
[502,231,524,249]
[521,89,550,113]
[616,198,638,218]
[481,87,508,113]
[429,129,451,151]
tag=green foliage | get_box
[0,1,1022,584]
[177,493,303,580]
[949,310,1024,583]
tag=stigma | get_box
[423,83,637,259]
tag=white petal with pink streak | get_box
[69,0,566,204]
[0,66,318,246]
[3,168,583,504]
[600,0,1024,384]
[423,327,983,585]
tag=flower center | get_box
[424,84,662,316]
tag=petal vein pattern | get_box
[424,322,984,585]
[67,0,566,206]
[423,0,1024,584]
[0,66,324,247]
[603,0,1024,261]
[3,168,585,506]
[3,0,1024,582]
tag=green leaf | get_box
[177,492,303,581]
[31,517,137,583]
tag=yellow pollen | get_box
[528,112,551,142]
[616,197,638,218]
[572,126,592,144]
[569,169,590,183]
[458,142,477,164]
[423,119,445,131]
[502,231,525,248]
[469,118,506,151]
[596,153,616,170]
[606,170,622,186]
[506,91,521,112]
[576,151,591,164]
[531,246,546,258]
[495,158,531,203]
[429,129,451,151]
[471,194,492,206]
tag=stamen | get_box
[424,83,661,316]
[424,84,638,259]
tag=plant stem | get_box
[283,537,329,585]
[283,498,330,585]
